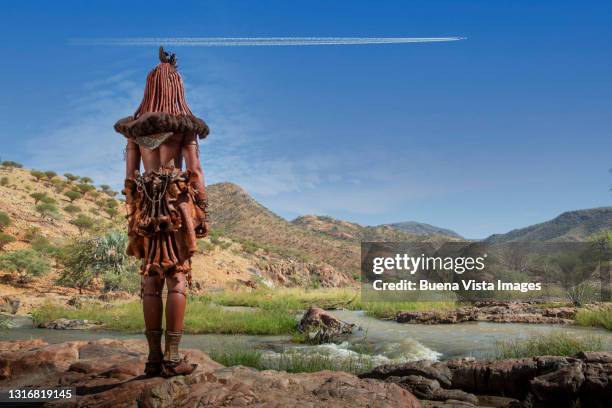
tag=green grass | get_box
[575,305,612,330]
[494,333,604,359]
[208,345,375,374]
[200,287,360,311]
[32,299,297,335]
[200,287,455,319]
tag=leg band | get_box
[167,289,186,297]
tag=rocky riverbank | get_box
[360,351,612,407]
[0,338,419,407]
[396,301,578,325]
[1,338,610,407]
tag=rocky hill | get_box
[485,207,612,243]
[292,215,423,242]
[385,221,462,239]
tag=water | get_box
[3,311,611,366]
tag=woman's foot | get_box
[160,357,197,377]
[144,361,163,377]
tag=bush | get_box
[70,214,94,234]
[64,190,82,203]
[0,177,8,186]
[23,226,41,241]
[35,202,60,220]
[0,233,15,250]
[1,160,22,169]
[44,171,57,180]
[0,249,51,283]
[64,173,79,182]
[30,170,45,181]
[30,192,48,204]
[57,231,139,293]
[575,306,612,330]
[80,176,93,184]
[0,211,10,231]
[31,236,56,255]
[566,282,599,306]
[64,204,81,214]
[104,207,119,219]
[76,183,95,194]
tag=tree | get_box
[30,170,45,181]
[40,196,57,205]
[0,233,15,250]
[44,170,57,180]
[80,176,93,184]
[35,202,60,220]
[1,160,23,170]
[64,173,79,182]
[30,192,48,204]
[64,204,81,214]
[0,249,50,283]
[0,211,10,231]
[76,183,96,194]
[70,214,94,234]
[64,190,82,203]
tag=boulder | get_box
[0,295,20,314]
[298,307,355,344]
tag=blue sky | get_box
[0,1,610,238]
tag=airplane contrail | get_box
[71,37,466,47]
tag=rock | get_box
[0,295,20,314]
[0,338,421,407]
[298,307,355,344]
[37,318,103,330]
[361,352,612,408]
[396,302,575,325]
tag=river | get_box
[3,311,611,368]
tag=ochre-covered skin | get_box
[115,47,209,377]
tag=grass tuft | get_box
[494,333,604,359]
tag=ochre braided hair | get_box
[134,62,194,118]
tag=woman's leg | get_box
[162,272,196,375]
[165,273,187,332]
[142,274,164,375]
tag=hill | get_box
[291,215,423,242]
[485,207,612,243]
[384,221,462,239]
[206,183,356,284]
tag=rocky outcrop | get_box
[298,306,355,344]
[0,338,421,408]
[260,258,351,287]
[360,351,612,408]
[0,295,20,314]
[396,302,577,325]
[37,318,103,330]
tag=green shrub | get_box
[0,233,15,250]
[31,236,56,255]
[76,183,95,194]
[44,171,57,180]
[35,202,60,220]
[566,282,599,306]
[70,214,95,234]
[0,177,8,186]
[64,173,79,182]
[1,160,22,169]
[63,204,81,214]
[0,211,10,231]
[80,176,93,184]
[23,226,41,241]
[104,207,119,219]
[30,192,47,204]
[64,190,82,203]
[30,170,45,181]
[57,231,139,293]
[0,249,51,283]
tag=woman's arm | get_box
[182,136,209,236]
[125,139,141,179]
